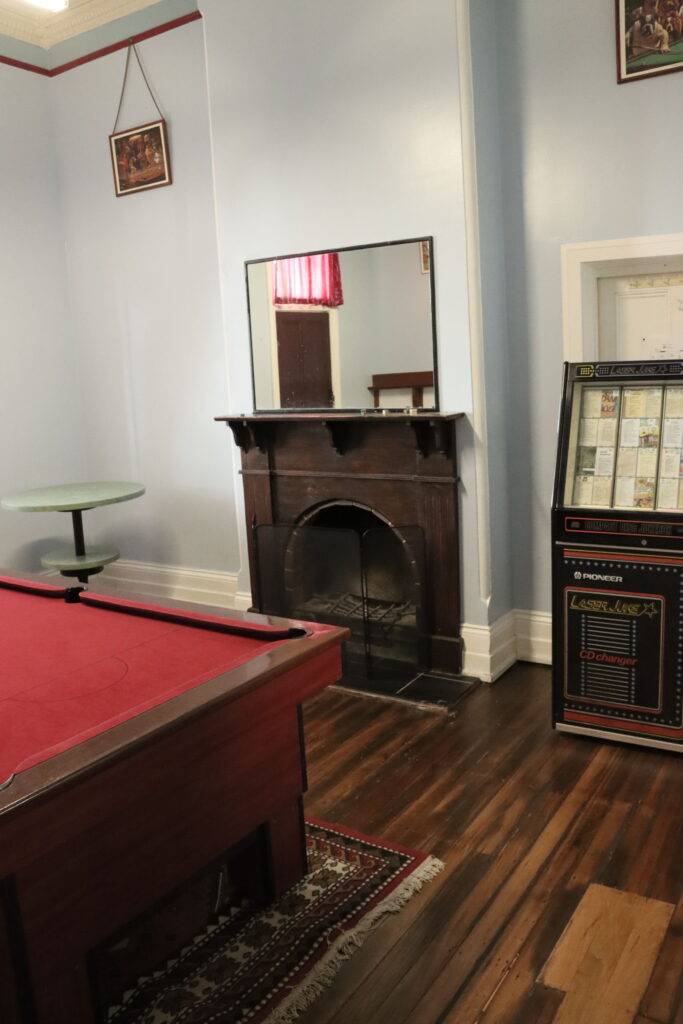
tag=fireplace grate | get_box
[298,592,416,637]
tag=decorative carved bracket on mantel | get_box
[410,419,454,459]
[219,414,460,459]
[227,420,270,454]
[322,420,353,455]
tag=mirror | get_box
[246,237,438,412]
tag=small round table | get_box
[2,481,145,583]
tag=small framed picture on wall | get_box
[109,119,172,197]
[419,239,431,274]
[617,1,683,83]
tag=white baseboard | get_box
[462,608,552,683]
[514,609,553,666]
[100,559,252,610]
[100,560,552,683]
[461,610,517,683]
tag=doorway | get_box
[276,311,333,408]
[598,274,683,361]
[561,233,683,362]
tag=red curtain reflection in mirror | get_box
[272,253,344,308]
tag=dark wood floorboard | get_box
[299,662,683,1024]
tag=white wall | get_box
[48,20,237,572]
[0,65,85,571]
[202,0,487,625]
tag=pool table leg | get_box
[266,796,308,899]
[31,957,95,1024]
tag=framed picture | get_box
[109,119,172,197]
[617,1,683,83]
[419,239,431,274]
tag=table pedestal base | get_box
[41,547,119,585]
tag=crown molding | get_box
[0,0,164,49]
[0,6,42,47]
[0,7,201,74]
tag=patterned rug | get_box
[100,819,443,1024]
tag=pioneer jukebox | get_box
[552,360,683,752]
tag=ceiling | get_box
[0,0,163,48]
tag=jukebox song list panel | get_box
[657,386,683,510]
[572,386,620,508]
[571,384,683,511]
[614,386,663,511]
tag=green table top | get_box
[1,481,145,513]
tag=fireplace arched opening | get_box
[278,500,426,679]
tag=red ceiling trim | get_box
[0,10,202,78]
[0,52,51,75]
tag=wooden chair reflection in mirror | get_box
[368,371,434,409]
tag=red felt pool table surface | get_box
[0,577,328,786]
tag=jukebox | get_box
[552,359,683,752]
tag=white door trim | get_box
[562,232,683,362]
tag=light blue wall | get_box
[473,0,683,615]
[201,0,473,413]
[0,1,492,626]
[201,0,489,626]
[0,65,85,571]
[49,20,236,571]
[0,34,45,68]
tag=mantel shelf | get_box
[216,412,464,457]
[215,412,463,423]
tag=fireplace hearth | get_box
[217,412,464,677]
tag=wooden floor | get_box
[299,663,683,1024]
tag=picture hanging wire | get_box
[112,42,165,133]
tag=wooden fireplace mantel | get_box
[217,411,465,675]
[215,412,463,459]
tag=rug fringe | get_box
[263,855,444,1024]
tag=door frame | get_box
[266,263,342,407]
[562,232,683,362]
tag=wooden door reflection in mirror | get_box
[276,312,334,408]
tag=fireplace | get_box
[255,501,427,679]
[216,412,463,675]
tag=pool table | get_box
[0,574,347,1024]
